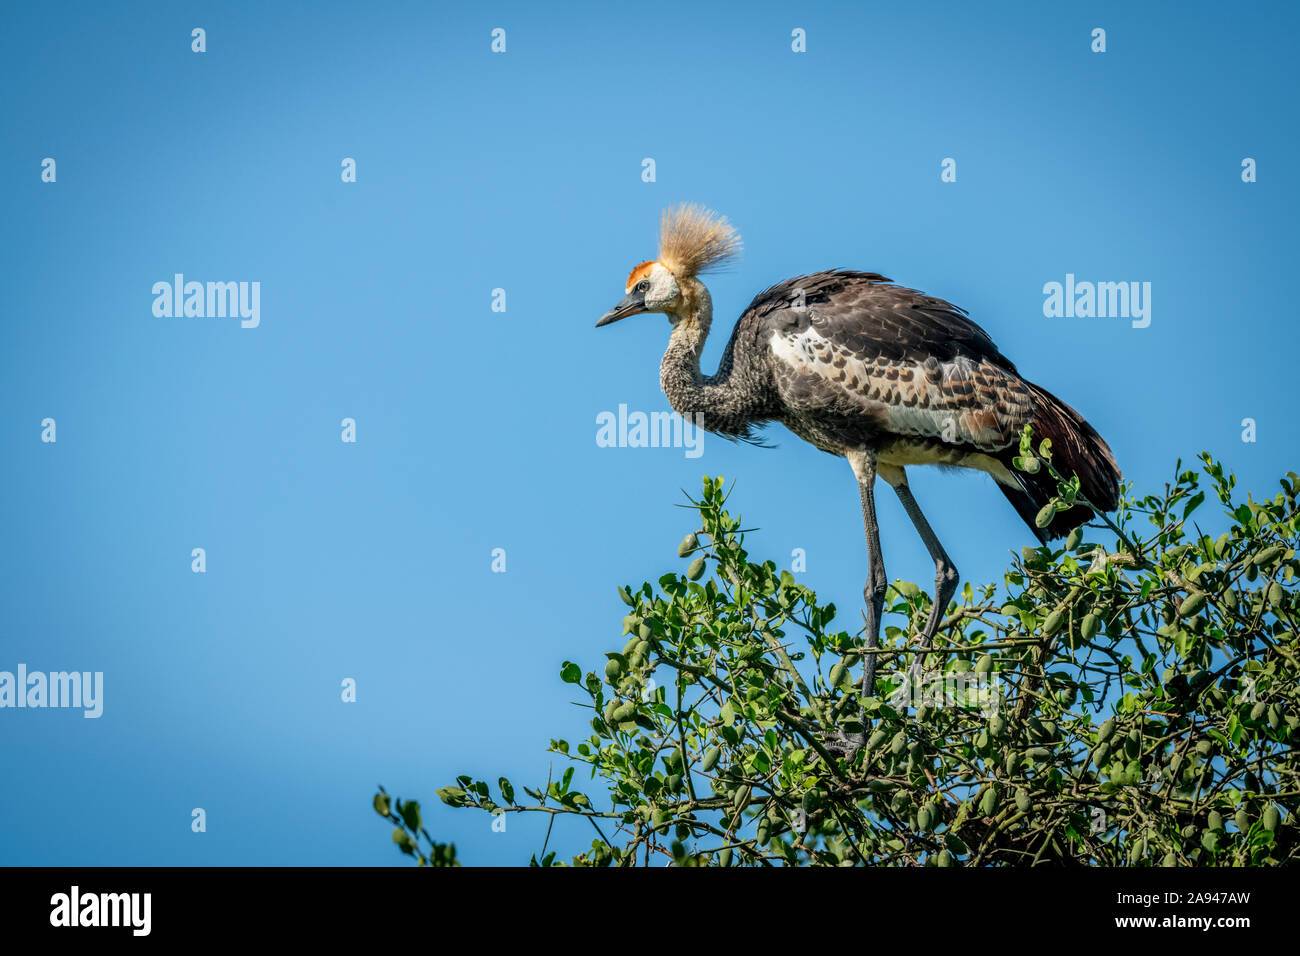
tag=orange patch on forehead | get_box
[625,260,658,293]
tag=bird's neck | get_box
[660,280,714,417]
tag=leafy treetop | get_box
[377,439,1299,867]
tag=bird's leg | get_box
[888,475,960,684]
[856,472,887,704]
[843,449,887,739]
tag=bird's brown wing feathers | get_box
[740,270,1121,538]
[744,271,1006,363]
[750,271,1035,453]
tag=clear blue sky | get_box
[1,1,1295,866]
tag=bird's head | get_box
[595,259,681,327]
[596,204,740,329]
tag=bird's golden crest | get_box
[657,203,741,279]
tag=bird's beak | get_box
[596,289,647,327]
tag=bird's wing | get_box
[751,271,1035,451]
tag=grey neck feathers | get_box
[660,280,753,433]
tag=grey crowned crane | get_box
[596,204,1121,737]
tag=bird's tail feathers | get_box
[998,385,1121,541]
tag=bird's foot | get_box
[821,728,865,758]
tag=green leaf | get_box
[720,699,736,726]
[435,786,468,807]
[392,828,416,855]
[1178,592,1206,618]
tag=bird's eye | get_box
[636,280,649,293]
